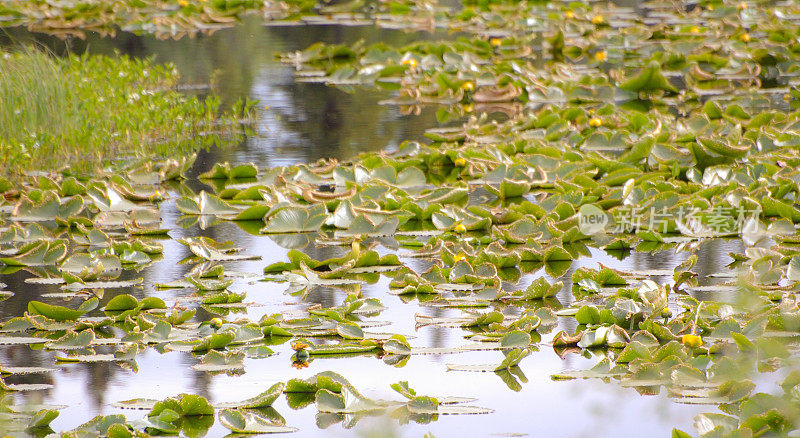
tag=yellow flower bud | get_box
[740,33,751,42]
[681,334,703,348]
[454,253,466,263]
[454,223,467,233]
[291,340,310,351]
[490,38,503,47]
[565,10,575,19]
[401,58,418,68]
[737,1,747,10]
[594,51,607,62]
[454,157,466,166]
[461,81,475,91]
[589,117,603,127]
[591,15,604,25]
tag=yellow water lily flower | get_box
[454,223,467,233]
[454,253,467,263]
[454,157,466,166]
[594,51,607,62]
[690,26,700,34]
[210,318,223,329]
[737,1,748,10]
[740,33,751,42]
[681,334,703,348]
[401,58,418,68]
[178,0,189,6]
[589,117,603,127]
[461,81,475,91]
[291,340,310,350]
[565,10,575,19]
[462,103,474,113]
[490,38,503,47]
[591,15,604,25]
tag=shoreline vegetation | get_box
[0,48,255,183]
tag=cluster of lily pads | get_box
[271,1,800,434]
[2,370,488,435]
[6,0,800,436]
[0,0,442,38]
[283,0,800,117]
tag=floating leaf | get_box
[218,409,297,434]
[619,61,678,94]
[261,204,328,233]
[27,298,97,322]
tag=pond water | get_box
[0,17,747,437]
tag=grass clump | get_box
[0,49,253,180]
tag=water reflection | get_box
[0,223,744,434]
[0,19,749,438]
[1,17,445,168]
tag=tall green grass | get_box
[0,50,80,164]
[0,48,253,181]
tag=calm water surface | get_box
[0,19,743,437]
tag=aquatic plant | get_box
[6,0,800,436]
[0,49,255,180]
[0,0,442,38]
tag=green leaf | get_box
[28,300,85,321]
[336,323,365,340]
[494,348,529,371]
[501,331,532,349]
[619,61,678,94]
[261,204,328,233]
[218,409,297,434]
[462,311,504,327]
[47,330,94,350]
[104,294,139,313]
[175,191,241,216]
[27,409,59,428]
[390,381,417,399]
[236,382,285,408]
[485,178,532,199]
[179,394,215,416]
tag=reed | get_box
[0,48,253,181]
[0,50,81,168]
